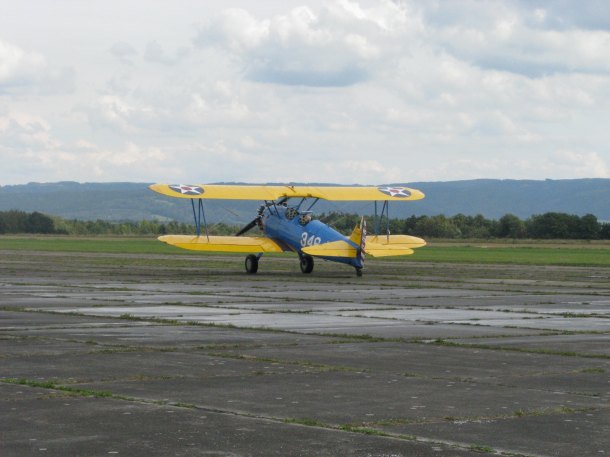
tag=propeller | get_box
[235,217,260,236]
[235,205,264,236]
[235,198,289,236]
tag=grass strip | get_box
[207,352,361,373]
[2,236,609,267]
[430,338,610,360]
[1,378,113,398]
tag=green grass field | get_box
[412,244,610,266]
[1,235,609,267]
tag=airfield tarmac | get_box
[0,248,609,456]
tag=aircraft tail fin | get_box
[349,217,367,268]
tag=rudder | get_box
[349,217,367,268]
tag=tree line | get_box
[1,209,609,239]
[0,210,196,236]
[320,211,610,240]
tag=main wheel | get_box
[245,254,259,274]
[355,267,363,277]
[300,255,314,274]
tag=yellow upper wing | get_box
[150,184,424,201]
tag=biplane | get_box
[149,183,426,276]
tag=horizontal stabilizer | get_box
[365,235,426,257]
[302,240,357,258]
[367,235,426,249]
[158,235,284,253]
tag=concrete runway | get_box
[1,249,609,456]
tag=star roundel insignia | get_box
[169,184,204,196]
[377,186,411,198]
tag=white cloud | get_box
[0,39,75,95]
[417,1,610,77]
[0,39,46,87]
[330,160,402,184]
[552,150,609,178]
[517,0,610,31]
[443,25,610,76]
[85,95,139,132]
[144,40,189,66]
[0,119,174,183]
[0,112,58,149]
[193,1,420,86]
[109,41,138,65]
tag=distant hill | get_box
[0,179,608,224]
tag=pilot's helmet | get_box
[299,214,311,225]
[286,208,298,220]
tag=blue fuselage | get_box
[262,205,362,268]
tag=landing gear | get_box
[355,267,363,277]
[245,254,259,274]
[300,254,314,274]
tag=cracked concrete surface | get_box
[1,249,609,456]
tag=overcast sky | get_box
[1,0,610,185]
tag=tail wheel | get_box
[300,255,314,274]
[245,254,259,274]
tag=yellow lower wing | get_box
[158,235,284,253]
[365,235,426,257]
[302,240,357,258]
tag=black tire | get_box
[355,267,363,277]
[245,254,259,274]
[300,255,314,274]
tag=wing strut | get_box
[374,201,378,234]
[191,199,209,240]
[373,201,391,241]
[305,198,320,212]
[385,201,390,241]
